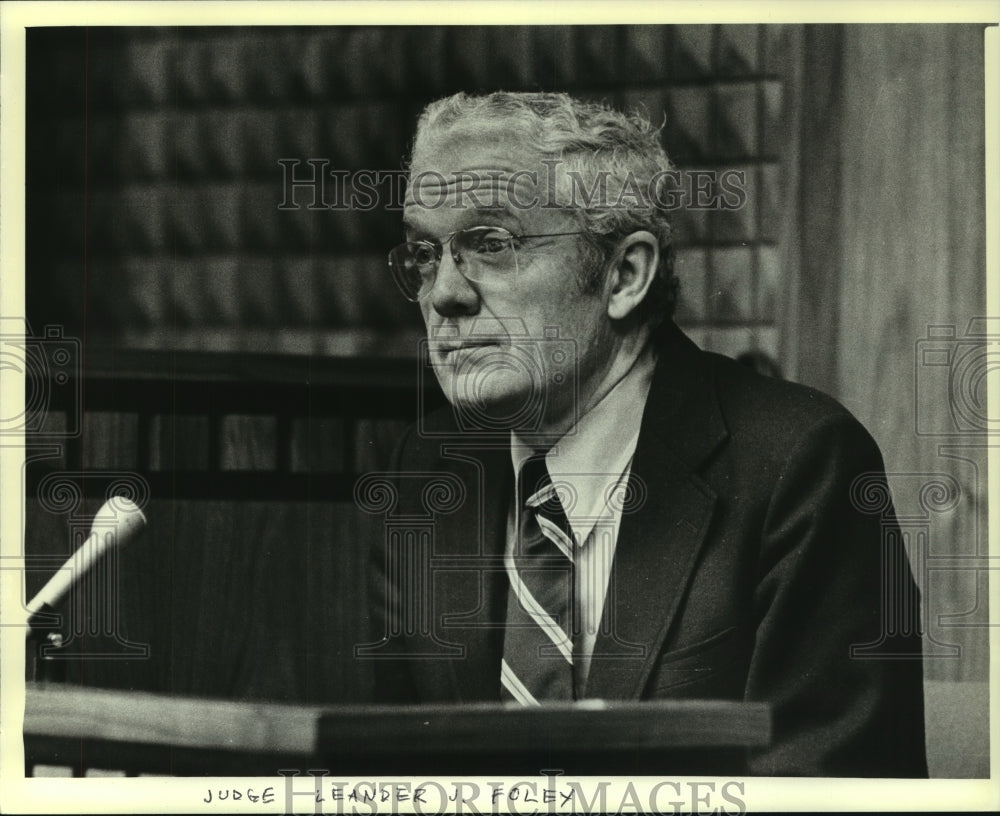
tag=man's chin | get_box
[444,388,545,433]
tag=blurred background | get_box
[22,24,987,776]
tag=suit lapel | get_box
[586,323,728,699]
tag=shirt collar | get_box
[511,342,657,545]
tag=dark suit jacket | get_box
[367,321,927,777]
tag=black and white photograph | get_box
[1,2,996,812]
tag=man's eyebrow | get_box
[402,208,522,235]
[467,205,523,225]
[470,203,510,215]
[401,219,430,238]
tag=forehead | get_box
[403,126,558,227]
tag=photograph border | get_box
[1,1,998,812]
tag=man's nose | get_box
[428,248,480,317]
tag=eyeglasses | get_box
[388,225,587,302]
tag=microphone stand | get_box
[22,496,146,685]
[26,603,67,684]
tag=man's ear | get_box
[605,231,659,321]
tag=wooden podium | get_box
[24,683,770,777]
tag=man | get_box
[366,91,927,777]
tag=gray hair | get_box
[410,91,679,323]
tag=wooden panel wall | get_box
[26,498,380,704]
[837,24,987,683]
[786,24,988,777]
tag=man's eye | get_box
[477,237,508,253]
[468,232,511,254]
[410,244,437,266]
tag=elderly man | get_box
[367,91,926,777]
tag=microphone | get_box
[26,496,147,635]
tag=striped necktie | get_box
[500,453,576,705]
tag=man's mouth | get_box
[436,339,503,357]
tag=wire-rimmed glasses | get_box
[388,225,587,302]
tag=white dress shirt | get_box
[507,343,657,695]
